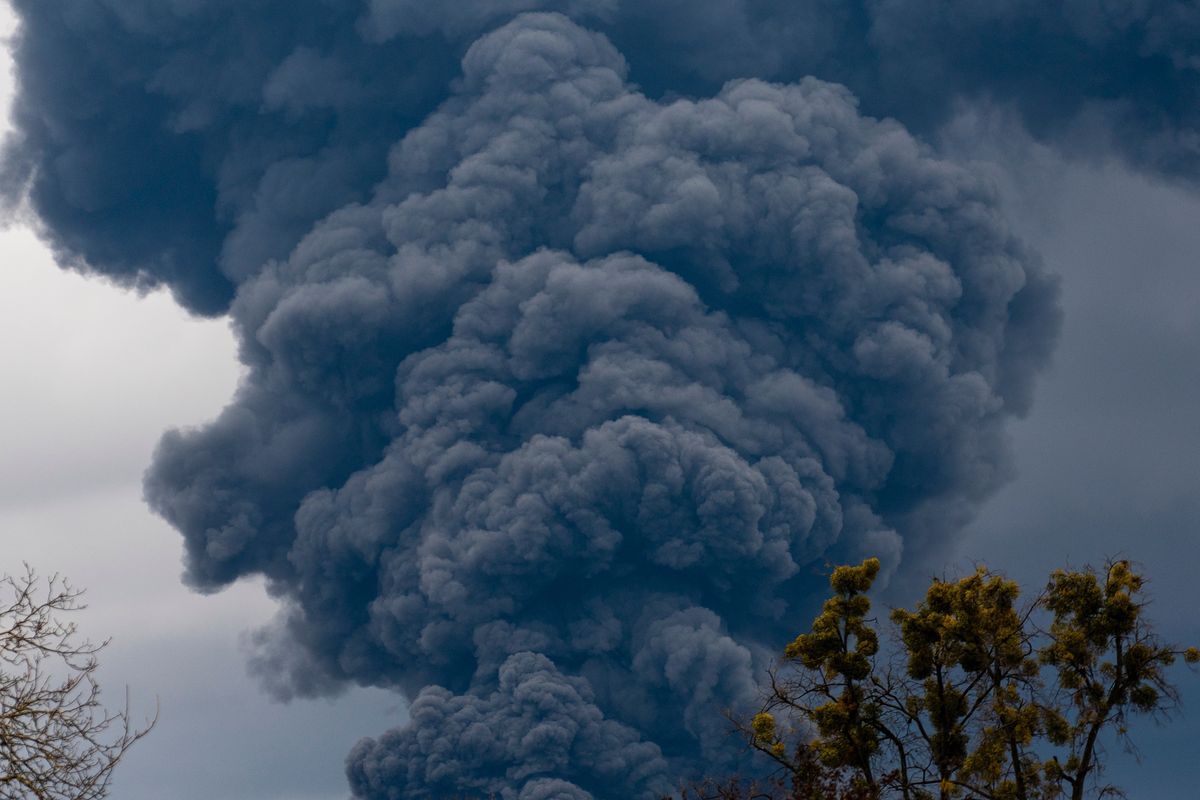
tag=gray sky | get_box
[0,223,405,800]
[971,181,1200,795]
[947,116,1200,796]
[1,4,1198,799]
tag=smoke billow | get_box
[3,1,1195,316]
[0,3,1077,799]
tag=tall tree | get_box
[734,559,1197,800]
[1039,560,1199,800]
[889,567,1043,799]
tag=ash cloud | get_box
[0,0,457,312]
[0,4,1068,800]
[143,14,1052,796]
[1,1,1194,317]
[346,652,669,800]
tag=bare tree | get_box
[0,566,155,799]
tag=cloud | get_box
[0,0,1191,318]
[347,652,668,800]
[54,12,1063,795]
[0,0,455,312]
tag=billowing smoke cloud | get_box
[1,0,1193,316]
[2,4,1065,799]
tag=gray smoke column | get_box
[1,6,1063,800]
[160,15,1054,796]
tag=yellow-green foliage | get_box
[782,559,882,773]
[751,712,787,758]
[744,558,1199,800]
[888,567,1040,796]
[1035,560,1196,799]
[787,558,881,680]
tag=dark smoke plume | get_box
[2,0,1194,316]
[2,4,1068,799]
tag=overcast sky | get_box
[957,153,1200,795]
[2,3,1199,799]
